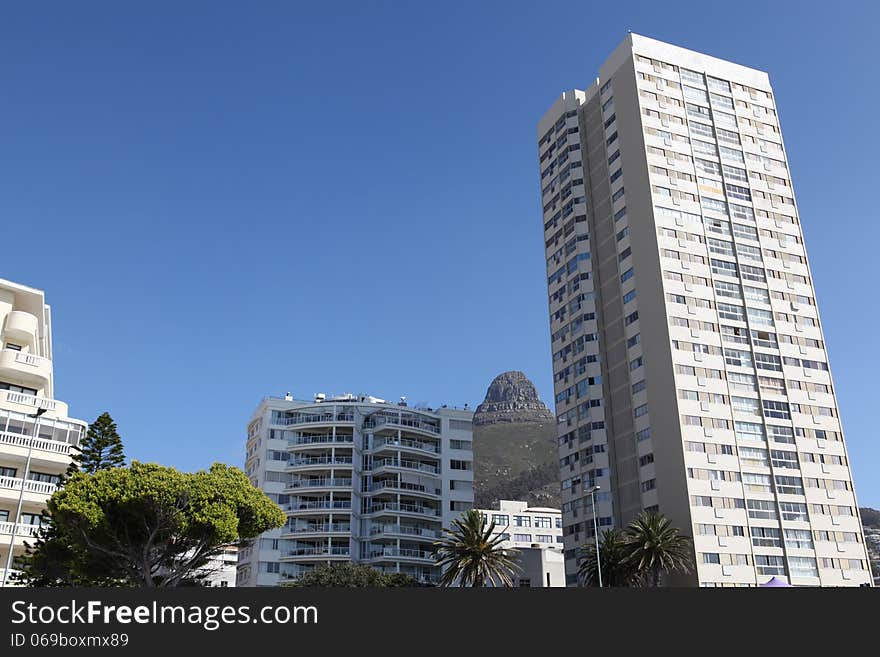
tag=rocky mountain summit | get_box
[473,371,554,426]
[472,371,559,508]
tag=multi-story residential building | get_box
[237,393,474,586]
[198,546,238,587]
[0,278,87,586]
[477,500,565,587]
[537,34,872,587]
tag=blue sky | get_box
[1,1,878,505]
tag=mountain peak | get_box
[473,371,554,426]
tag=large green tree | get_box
[24,461,284,587]
[433,509,520,587]
[67,412,125,477]
[623,511,693,587]
[577,528,640,587]
[283,562,423,587]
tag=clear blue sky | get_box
[2,1,878,506]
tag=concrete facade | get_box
[538,35,872,586]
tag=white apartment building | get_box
[478,500,565,587]
[0,278,86,586]
[198,546,238,587]
[538,34,872,586]
[237,393,474,586]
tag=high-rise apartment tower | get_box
[538,34,871,586]
[237,393,474,586]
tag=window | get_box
[620,268,634,283]
[514,533,531,542]
[535,516,553,528]
[514,516,531,527]
[762,400,790,420]
[450,460,472,471]
[492,514,510,526]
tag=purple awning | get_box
[759,576,792,587]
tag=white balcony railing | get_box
[0,432,72,455]
[0,521,40,538]
[0,391,57,412]
[0,476,57,496]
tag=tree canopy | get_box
[283,562,423,587]
[21,461,284,587]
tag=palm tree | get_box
[623,511,693,587]
[433,509,521,587]
[577,528,639,587]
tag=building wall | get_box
[538,35,872,587]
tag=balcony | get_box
[283,500,353,514]
[275,412,353,427]
[289,435,354,448]
[0,521,40,539]
[372,437,440,455]
[3,311,38,343]
[366,503,440,518]
[365,416,440,435]
[284,523,352,536]
[366,548,435,563]
[0,431,72,457]
[367,480,441,498]
[370,458,438,475]
[288,456,353,470]
[287,478,353,491]
[0,350,51,387]
[0,390,67,417]
[0,475,57,497]
[370,525,439,540]
[281,547,351,560]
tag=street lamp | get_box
[588,485,602,588]
[2,407,47,588]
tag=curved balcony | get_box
[366,480,441,500]
[0,390,67,417]
[288,435,354,450]
[369,525,439,541]
[0,431,72,457]
[3,311,38,343]
[286,478,353,492]
[282,500,353,515]
[280,546,351,562]
[371,437,440,456]
[366,416,440,437]
[365,548,435,564]
[0,349,51,387]
[282,523,352,538]
[287,456,353,472]
[274,412,354,428]
[370,458,439,476]
[365,502,440,519]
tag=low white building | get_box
[477,500,565,587]
[197,546,238,587]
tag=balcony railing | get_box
[364,416,440,434]
[373,437,440,454]
[0,391,57,412]
[368,481,440,496]
[0,432,72,455]
[290,435,354,446]
[371,458,438,475]
[367,548,434,561]
[289,478,353,489]
[0,521,41,538]
[285,547,351,557]
[275,413,354,426]
[367,503,439,517]
[0,476,57,496]
[287,524,352,534]
[283,501,353,512]
[289,456,353,467]
[370,525,439,539]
